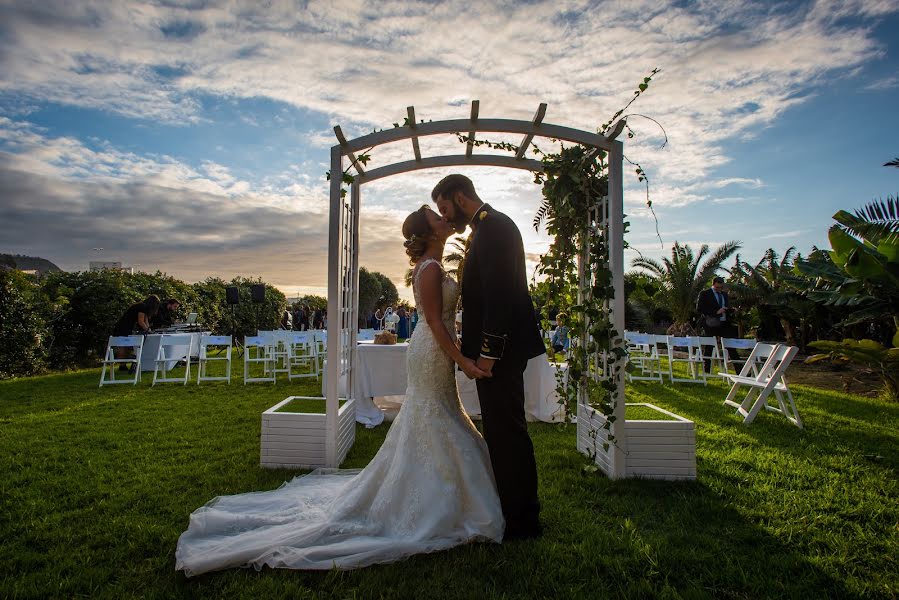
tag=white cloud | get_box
[0,0,895,292]
[710,177,765,189]
[760,229,807,239]
[865,75,899,91]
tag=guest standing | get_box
[396,307,409,339]
[696,276,738,373]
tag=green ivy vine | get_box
[325,69,665,466]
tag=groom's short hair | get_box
[431,174,481,204]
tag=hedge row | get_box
[0,269,286,379]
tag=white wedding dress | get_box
[175,259,503,576]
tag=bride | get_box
[175,206,503,576]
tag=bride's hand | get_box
[460,357,491,380]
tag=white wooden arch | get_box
[325,102,628,478]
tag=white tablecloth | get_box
[321,341,409,427]
[139,332,209,372]
[456,355,568,423]
[323,341,566,426]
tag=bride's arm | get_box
[417,263,490,379]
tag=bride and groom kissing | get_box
[176,174,546,576]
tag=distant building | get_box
[89,261,133,274]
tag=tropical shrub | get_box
[0,270,48,378]
[796,197,898,343]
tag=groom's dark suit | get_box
[461,204,545,536]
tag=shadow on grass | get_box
[597,478,856,598]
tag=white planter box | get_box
[260,396,356,469]
[577,402,696,481]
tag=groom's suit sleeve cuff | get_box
[479,332,507,360]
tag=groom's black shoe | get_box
[503,522,543,542]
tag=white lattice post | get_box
[347,181,361,398]
[325,145,343,468]
[607,138,627,479]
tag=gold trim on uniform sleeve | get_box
[480,332,506,360]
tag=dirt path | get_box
[786,357,883,397]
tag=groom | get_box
[432,174,545,541]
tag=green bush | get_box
[0,270,48,378]
[28,271,286,374]
[39,270,189,368]
[194,276,286,340]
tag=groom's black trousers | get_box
[476,356,540,531]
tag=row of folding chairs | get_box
[624,332,762,385]
[624,332,803,428]
[100,334,233,387]
[100,329,379,387]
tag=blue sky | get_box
[1,0,897,301]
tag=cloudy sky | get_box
[1,0,897,302]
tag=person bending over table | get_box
[112,295,160,371]
[151,298,180,330]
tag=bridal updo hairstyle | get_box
[402,205,431,264]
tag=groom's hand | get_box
[476,356,495,375]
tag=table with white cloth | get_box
[323,340,566,427]
[456,355,568,423]
[139,331,210,372]
[321,341,409,427]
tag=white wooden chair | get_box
[270,330,292,378]
[697,336,726,375]
[197,335,232,384]
[99,335,144,387]
[719,337,759,374]
[244,335,276,384]
[310,329,327,370]
[357,328,376,341]
[666,336,706,384]
[624,331,663,382]
[152,334,193,386]
[286,332,319,380]
[722,344,802,427]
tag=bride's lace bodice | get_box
[412,258,459,325]
[406,258,460,411]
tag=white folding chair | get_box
[99,335,144,386]
[698,336,726,375]
[197,335,232,384]
[152,334,193,386]
[310,329,327,370]
[357,328,376,341]
[624,331,663,382]
[719,337,759,374]
[722,344,802,427]
[286,332,319,380]
[244,335,276,384]
[268,330,292,377]
[666,336,706,384]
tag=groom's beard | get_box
[449,199,468,233]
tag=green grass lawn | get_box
[1,358,897,599]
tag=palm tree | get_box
[732,247,811,347]
[631,241,741,334]
[443,235,468,280]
